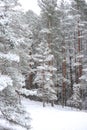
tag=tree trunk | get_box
[43,100,45,107]
[51,100,54,107]
[28,51,33,89]
[28,73,33,89]
[62,38,66,106]
[69,56,73,96]
[74,32,78,83]
[78,20,82,82]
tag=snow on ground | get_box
[0,98,87,130]
[22,98,87,130]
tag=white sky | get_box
[19,0,41,15]
[19,0,87,15]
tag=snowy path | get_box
[22,98,87,130]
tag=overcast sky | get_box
[19,0,41,15]
[19,0,87,15]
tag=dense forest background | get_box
[0,0,87,129]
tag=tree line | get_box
[26,0,87,109]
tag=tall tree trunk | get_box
[78,20,82,81]
[69,56,73,96]
[43,100,45,107]
[74,32,78,83]
[47,15,55,106]
[28,73,33,89]
[62,38,66,106]
[28,51,33,89]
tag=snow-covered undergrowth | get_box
[22,98,87,130]
[0,111,26,130]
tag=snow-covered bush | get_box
[67,83,82,109]
[0,86,30,130]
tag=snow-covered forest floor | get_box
[0,98,87,130]
[22,98,87,130]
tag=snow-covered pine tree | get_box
[73,0,87,110]
[58,0,74,106]
[67,83,82,109]
[80,68,87,109]
[21,10,39,89]
[70,0,85,83]
[36,0,58,106]
[9,8,35,90]
[33,29,57,107]
[65,0,86,108]
[0,0,30,129]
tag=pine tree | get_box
[67,83,82,109]
[23,10,40,89]
[0,1,30,129]
[33,29,57,107]
[66,0,87,108]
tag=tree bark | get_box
[78,20,82,81]
[62,38,66,106]
[69,56,73,96]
